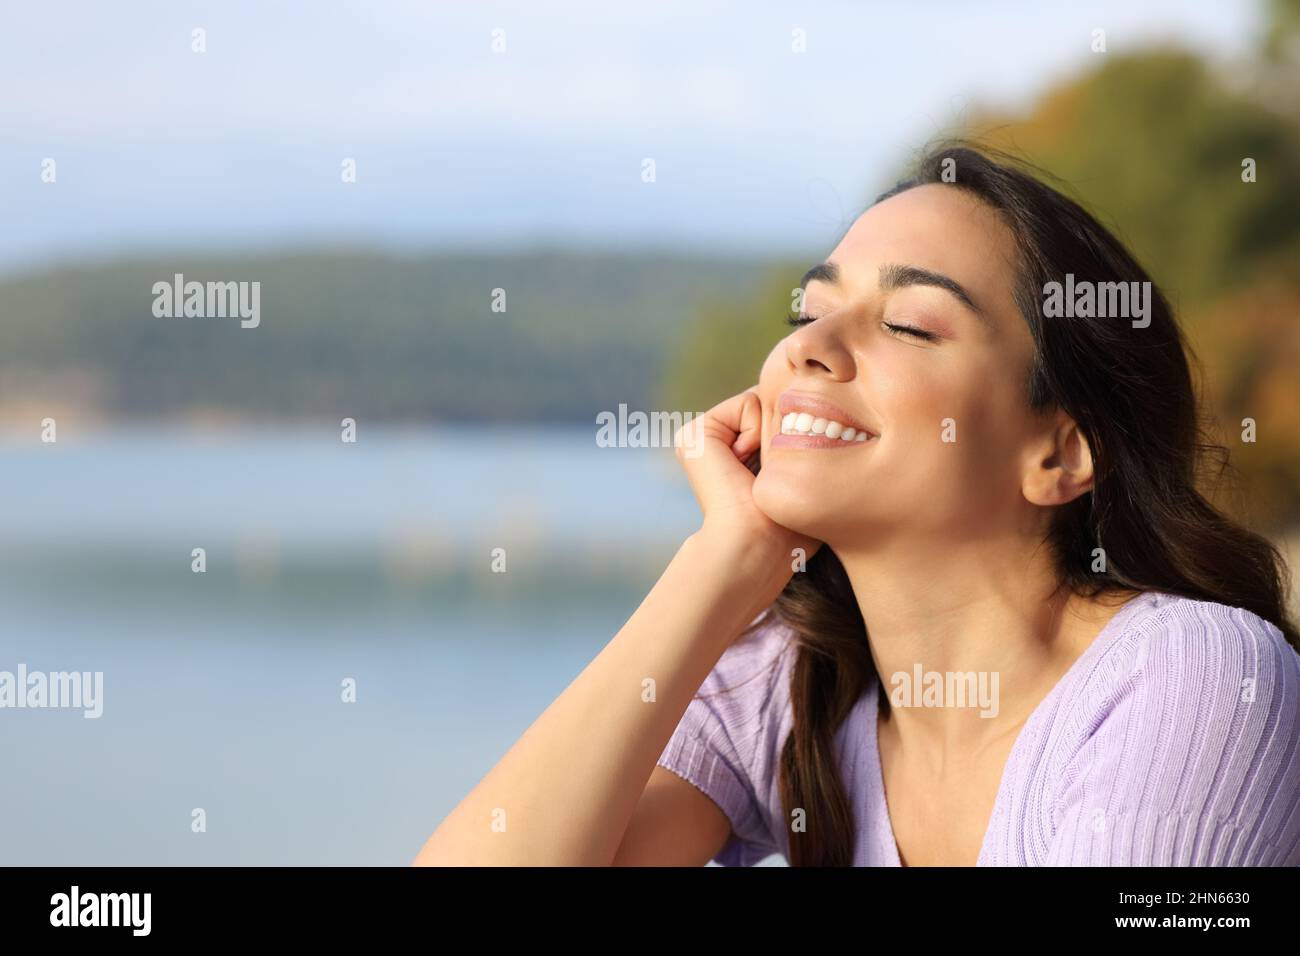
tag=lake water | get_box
[0,425,785,864]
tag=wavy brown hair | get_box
[741,142,1299,867]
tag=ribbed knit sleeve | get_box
[655,618,795,866]
[1045,599,1300,865]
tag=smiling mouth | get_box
[779,411,872,442]
[771,390,878,450]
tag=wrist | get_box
[685,523,797,595]
[666,531,787,644]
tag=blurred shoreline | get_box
[3,421,1295,622]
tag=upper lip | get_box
[777,390,875,436]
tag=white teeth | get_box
[779,410,874,441]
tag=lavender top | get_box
[655,590,1300,865]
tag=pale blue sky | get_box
[1,0,1261,271]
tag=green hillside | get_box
[0,249,775,423]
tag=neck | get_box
[833,530,1129,759]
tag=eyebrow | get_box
[799,262,841,289]
[800,260,990,327]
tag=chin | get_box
[752,469,837,541]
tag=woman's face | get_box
[752,183,1050,549]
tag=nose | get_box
[784,315,856,381]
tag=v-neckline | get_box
[865,590,1157,867]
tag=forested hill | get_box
[0,249,772,423]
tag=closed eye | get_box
[787,313,939,344]
[882,321,938,343]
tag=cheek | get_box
[945,364,1032,454]
[755,340,790,422]
[876,353,1018,440]
[757,339,787,390]
[875,361,1019,488]
[873,357,956,433]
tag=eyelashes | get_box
[883,322,939,343]
[785,313,939,343]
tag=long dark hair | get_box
[753,141,1299,867]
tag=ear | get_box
[1021,410,1094,507]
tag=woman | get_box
[413,144,1300,867]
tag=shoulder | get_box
[695,611,800,703]
[655,611,799,865]
[1085,591,1299,709]
[656,609,800,769]
[681,611,800,765]
[1045,591,1300,864]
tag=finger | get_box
[703,388,759,438]
[731,389,765,456]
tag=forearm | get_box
[412,530,790,865]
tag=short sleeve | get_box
[654,618,794,866]
[1045,600,1300,866]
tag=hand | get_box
[675,388,821,567]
